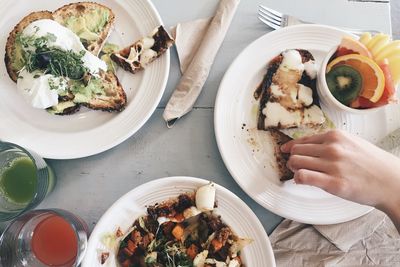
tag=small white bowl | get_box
[317,46,385,114]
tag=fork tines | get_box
[258,5,282,30]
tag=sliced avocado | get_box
[12,36,26,71]
[70,78,105,103]
[65,17,98,42]
[101,54,116,73]
[85,8,109,33]
[100,43,120,73]
[64,8,109,42]
[101,43,119,54]
[47,101,76,114]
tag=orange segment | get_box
[327,54,385,102]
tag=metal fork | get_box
[258,5,380,35]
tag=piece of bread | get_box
[269,129,294,181]
[53,2,115,56]
[5,11,53,82]
[83,71,126,111]
[111,25,174,74]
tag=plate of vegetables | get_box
[82,177,275,267]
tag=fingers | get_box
[287,155,328,172]
[294,169,345,195]
[289,144,326,157]
[281,130,346,153]
[281,132,327,153]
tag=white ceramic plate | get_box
[0,0,169,159]
[82,177,275,267]
[215,24,400,224]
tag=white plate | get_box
[0,0,169,159]
[215,24,400,224]
[82,177,275,267]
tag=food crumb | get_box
[101,252,110,264]
[115,227,123,238]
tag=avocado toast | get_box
[5,2,126,115]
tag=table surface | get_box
[3,0,397,235]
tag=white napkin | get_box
[163,0,240,128]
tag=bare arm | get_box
[281,130,400,232]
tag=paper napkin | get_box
[163,0,240,128]
[170,18,212,74]
[270,210,400,266]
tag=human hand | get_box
[281,130,400,229]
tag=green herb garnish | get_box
[18,31,90,80]
[26,48,87,80]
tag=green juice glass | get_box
[0,142,56,221]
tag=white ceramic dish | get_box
[317,46,386,114]
[82,177,276,267]
[0,0,169,159]
[215,24,400,224]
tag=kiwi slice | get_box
[326,65,362,105]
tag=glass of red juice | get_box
[0,209,88,266]
[0,142,56,221]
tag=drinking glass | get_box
[0,141,56,221]
[0,209,88,267]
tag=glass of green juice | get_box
[0,142,56,221]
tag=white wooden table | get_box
[20,0,397,235]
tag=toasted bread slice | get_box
[83,71,126,111]
[48,71,126,114]
[47,101,81,115]
[111,25,174,74]
[5,11,53,82]
[269,130,294,181]
[53,2,115,56]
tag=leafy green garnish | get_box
[18,30,90,80]
[26,48,87,80]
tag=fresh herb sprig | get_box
[18,28,90,80]
[26,48,87,80]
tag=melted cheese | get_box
[270,83,285,97]
[263,102,302,128]
[125,36,157,67]
[297,84,313,106]
[303,105,325,125]
[280,50,304,72]
[304,60,317,79]
[264,49,324,129]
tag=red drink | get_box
[31,215,78,266]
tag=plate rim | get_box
[214,24,373,225]
[82,176,276,267]
[0,0,170,160]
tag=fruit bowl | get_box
[317,46,386,114]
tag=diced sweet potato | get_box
[172,224,184,240]
[211,239,223,252]
[186,244,199,260]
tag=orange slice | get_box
[327,54,385,102]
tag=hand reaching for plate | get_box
[281,130,400,232]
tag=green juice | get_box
[0,157,37,204]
